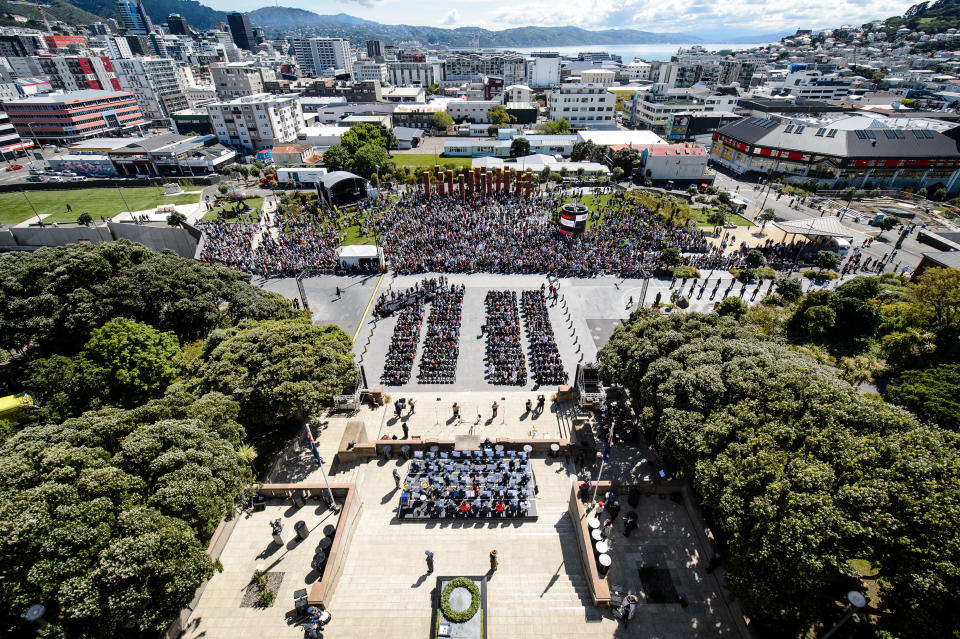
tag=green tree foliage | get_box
[0,241,296,356]
[886,364,960,430]
[598,312,960,637]
[745,249,766,269]
[83,318,181,407]
[166,211,187,227]
[609,148,639,177]
[510,136,531,157]
[534,118,571,135]
[77,211,93,226]
[340,123,386,155]
[570,140,605,163]
[716,296,747,319]
[191,318,357,427]
[486,105,515,125]
[0,391,251,636]
[879,215,899,235]
[904,267,960,332]
[432,111,454,130]
[776,277,803,302]
[659,246,681,267]
[351,143,393,180]
[815,250,841,271]
[322,144,352,172]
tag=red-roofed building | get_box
[639,143,711,185]
[43,35,86,50]
[271,143,321,166]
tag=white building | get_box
[114,57,188,124]
[446,99,500,124]
[623,61,651,81]
[294,38,354,77]
[210,62,273,100]
[581,69,616,87]
[207,93,304,152]
[549,84,616,129]
[640,143,709,182]
[355,61,387,84]
[387,61,443,87]
[382,86,425,103]
[781,69,852,101]
[526,53,561,88]
[502,84,534,104]
[90,35,133,59]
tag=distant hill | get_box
[248,9,699,46]
[0,0,100,25]
[70,0,226,30]
[884,0,960,34]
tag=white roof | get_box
[471,157,504,168]
[338,245,383,258]
[774,216,853,238]
[577,130,666,146]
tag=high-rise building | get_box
[166,14,190,36]
[210,61,274,99]
[365,39,384,60]
[1,90,146,144]
[293,38,353,76]
[116,0,152,35]
[206,92,303,152]
[227,12,255,51]
[114,57,188,124]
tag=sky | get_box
[202,0,919,36]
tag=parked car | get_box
[60,170,77,177]
[46,176,63,182]
[68,176,84,182]
[28,167,42,174]
[26,175,45,182]
[6,164,23,171]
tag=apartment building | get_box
[632,85,738,140]
[387,61,443,86]
[581,69,616,87]
[206,92,303,152]
[210,62,275,100]
[114,57,188,123]
[293,38,354,76]
[446,99,500,123]
[355,60,387,84]
[1,89,146,144]
[25,55,121,92]
[526,52,561,88]
[443,53,526,84]
[549,84,616,129]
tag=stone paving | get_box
[182,401,742,639]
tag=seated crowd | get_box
[521,289,568,385]
[418,279,465,384]
[198,219,256,272]
[399,447,534,519]
[483,290,526,385]
[381,303,423,386]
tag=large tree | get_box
[191,318,357,427]
[598,312,960,637]
[886,364,960,431]
[0,392,251,637]
[322,144,352,172]
[340,123,386,155]
[510,136,531,157]
[351,142,392,180]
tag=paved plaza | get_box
[182,403,742,639]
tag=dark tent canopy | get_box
[317,171,368,207]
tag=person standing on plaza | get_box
[491,401,498,418]
[452,403,460,419]
[425,550,434,574]
[393,468,401,489]
[408,398,416,414]
[402,423,409,439]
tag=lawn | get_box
[390,153,472,169]
[563,193,612,214]
[688,207,754,227]
[0,187,203,225]
[342,225,376,246]
[202,197,264,222]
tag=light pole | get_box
[820,591,867,639]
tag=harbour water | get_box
[498,43,764,62]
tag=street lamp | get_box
[820,591,867,639]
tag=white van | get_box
[835,238,851,257]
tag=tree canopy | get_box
[0,390,251,637]
[534,118,571,135]
[510,136,531,157]
[0,241,296,356]
[340,123,386,155]
[598,312,960,637]
[191,317,357,427]
[322,144,352,172]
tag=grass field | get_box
[563,193,612,213]
[688,207,754,227]
[390,153,472,169]
[342,225,377,246]
[0,187,203,225]
[202,197,264,222]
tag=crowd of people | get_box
[483,291,527,385]
[521,289,567,385]
[198,219,256,271]
[381,303,423,386]
[374,191,711,276]
[418,280,464,384]
[374,278,444,318]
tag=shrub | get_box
[803,269,840,280]
[672,265,701,278]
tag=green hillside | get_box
[0,0,100,25]
[884,0,960,35]
[70,0,226,30]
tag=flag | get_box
[306,426,322,467]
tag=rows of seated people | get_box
[399,448,533,519]
[483,290,526,385]
[374,277,444,318]
[521,289,568,385]
[381,304,423,385]
[418,280,465,384]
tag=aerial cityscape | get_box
[1,0,959,638]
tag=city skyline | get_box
[202,0,920,36]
